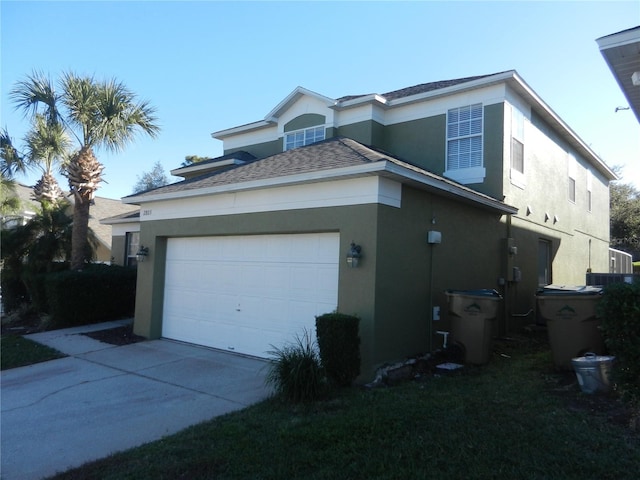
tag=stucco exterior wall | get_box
[133,185,510,380]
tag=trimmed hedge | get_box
[45,264,137,328]
[598,280,640,405]
[316,312,360,386]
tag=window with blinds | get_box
[447,104,483,170]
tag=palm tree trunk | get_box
[68,146,103,270]
[70,193,91,270]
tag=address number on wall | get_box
[142,209,152,216]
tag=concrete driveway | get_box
[1,321,270,480]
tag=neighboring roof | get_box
[124,137,517,215]
[597,26,640,123]
[100,209,140,225]
[9,183,138,249]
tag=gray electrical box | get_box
[427,231,442,244]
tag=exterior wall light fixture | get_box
[346,242,362,268]
[136,245,149,263]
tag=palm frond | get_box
[1,128,29,178]
[24,114,72,174]
[9,70,60,125]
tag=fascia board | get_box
[124,163,389,204]
[211,120,274,140]
[265,86,335,121]
[508,73,618,181]
[331,94,389,110]
[597,27,640,50]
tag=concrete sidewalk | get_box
[1,321,270,480]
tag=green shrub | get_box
[265,330,327,403]
[315,312,360,386]
[598,280,640,405]
[44,264,137,328]
[22,263,69,313]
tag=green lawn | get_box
[51,339,639,480]
[1,335,65,370]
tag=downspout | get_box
[504,214,513,335]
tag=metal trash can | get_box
[536,285,604,369]
[445,289,502,365]
[571,353,615,394]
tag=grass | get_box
[1,335,65,370]
[50,337,639,480]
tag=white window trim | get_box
[283,125,325,151]
[444,103,485,185]
[586,169,593,212]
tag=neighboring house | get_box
[1,183,38,229]
[3,183,137,264]
[120,70,616,380]
[597,26,640,123]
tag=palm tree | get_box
[11,71,160,270]
[0,129,27,225]
[24,114,70,209]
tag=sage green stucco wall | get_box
[134,186,511,380]
[336,120,385,147]
[476,103,505,199]
[284,114,326,132]
[225,139,282,159]
[371,186,509,364]
[383,115,446,172]
[134,205,380,378]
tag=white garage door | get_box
[162,233,339,358]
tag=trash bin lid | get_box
[537,285,603,296]
[571,352,615,367]
[445,289,502,298]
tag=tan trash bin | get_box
[445,289,502,365]
[536,285,604,369]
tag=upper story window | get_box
[284,125,325,151]
[510,106,525,187]
[568,154,577,203]
[445,104,485,184]
[586,169,593,212]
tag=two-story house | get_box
[112,70,615,380]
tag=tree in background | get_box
[10,71,160,270]
[181,154,210,167]
[0,129,26,224]
[610,181,640,261]
[132,160,169,193]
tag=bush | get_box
[315,312,360,386]
[598,280,640,405]
[44,264,137,328]
[265,330,326,403]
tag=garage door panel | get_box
[163,233,339,357]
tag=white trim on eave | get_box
[124,161,516,215]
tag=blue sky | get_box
[2,0,639,199]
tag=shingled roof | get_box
[124,137,516,214]
[336,73,505,103]
[126,137,389,198]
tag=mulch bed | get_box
[82,325,146,346]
